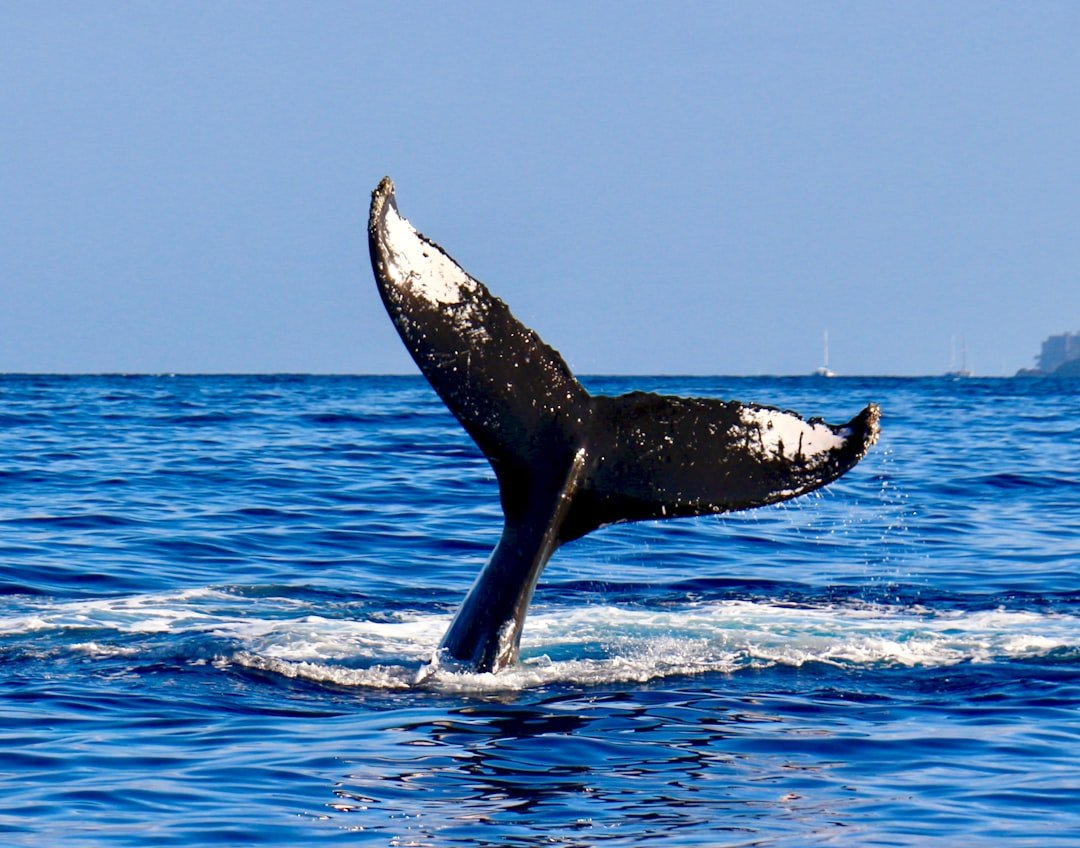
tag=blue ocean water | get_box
[0,374,1077,846]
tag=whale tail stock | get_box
[367,177,880,673]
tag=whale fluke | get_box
[368,177,880,673]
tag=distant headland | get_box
[1015,332,1080,378]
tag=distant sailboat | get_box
[814,330,836,377]
[946,335,973,378]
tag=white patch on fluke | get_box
[381,201,477,306]
[738,407,848,462]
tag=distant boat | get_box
[813,330,836,377]
[946,336,973,378]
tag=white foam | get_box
[7,591,1076,691]
[224,614,445,664]
[69,641,141,658]
[0,587,224,635]
[232,653,416,689]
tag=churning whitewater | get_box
[6,588,1076,691]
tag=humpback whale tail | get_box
[368,177,880,673]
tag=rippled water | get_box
[1,374,1077,846]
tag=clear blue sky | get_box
[3,2,1078,376]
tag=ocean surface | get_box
[1,374,1077,846]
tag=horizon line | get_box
[0,371,1036,380]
